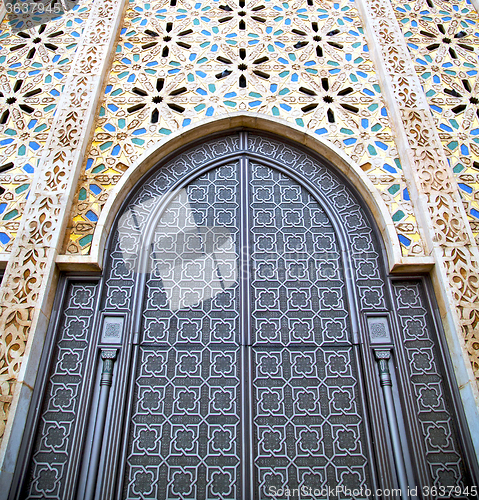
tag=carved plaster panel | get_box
[0,0,127,440]
[356,0,479,384]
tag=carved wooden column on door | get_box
[356,0,479,389]
[0,0,128,450]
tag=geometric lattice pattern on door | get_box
[124,345,242,498]
[123,165,242,499]
[247,135,386,314]
[253,345,371,497]
[248,161,371,495]
[393,280,471,494]
[116,139,374,498]
[250,161,349,346]
[24,281,98,499]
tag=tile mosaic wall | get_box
[394,0,479,244]
[65,0,424,257]
[0,0,93,251]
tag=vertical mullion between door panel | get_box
[239,131,254,500]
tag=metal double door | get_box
[21,134,477,500]
[111,157,376,499]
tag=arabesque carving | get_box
[0,0,94,251]
[392,0,479,245]
[358,0,479,385]
[0,0,127,440]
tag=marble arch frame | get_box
[3,113,476,499]
[54,113,479,459]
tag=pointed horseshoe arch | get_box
[78,114,415,274]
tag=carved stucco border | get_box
[0,0,128,490]
[356,0,479,456]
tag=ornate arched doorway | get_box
[17,132,478,499]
